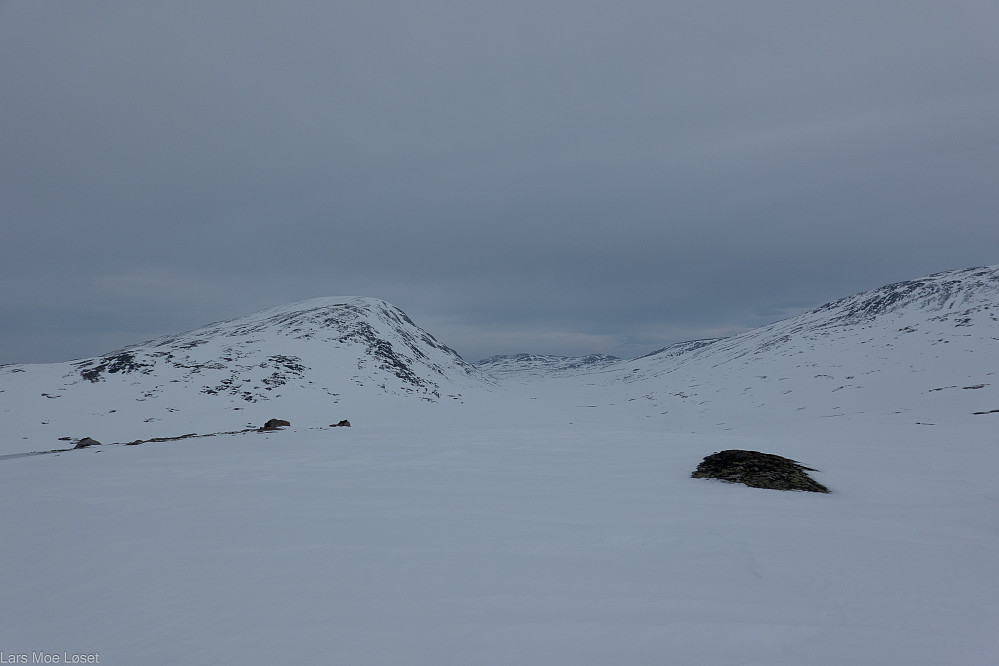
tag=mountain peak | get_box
[63,296,484,403]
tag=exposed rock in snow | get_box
[72,436,101,450]
[691,449,829,493]
[260,418,291,431]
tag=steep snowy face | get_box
[62,296,485,402]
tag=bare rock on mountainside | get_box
[330,420,351,427]
[260,419,291,431]
[73,437,102,449]
[692,450,830,493]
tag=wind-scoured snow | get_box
[2,266,998,664]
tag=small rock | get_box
[330,420,351,427]
[74,437,102,449]
[260,418,291,431]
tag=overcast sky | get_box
[2,1,998,364]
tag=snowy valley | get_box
[2,266,998,664]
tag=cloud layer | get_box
[3,1,998,363]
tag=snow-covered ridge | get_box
[474,353,620,378]
[587,263,999,426]
[2,265,997,447]
[477,264,999,397]
[625,264,999,372]
[0,297,496,447]
[635,338,724,360]
[810,264,999,326]
[63,296,484,402]
[474,265,999,384]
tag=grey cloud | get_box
[2,1,998,364]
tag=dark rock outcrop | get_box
[330,420,351,427]
[73,437,102,449]
[260,418,291,431]
[692,449,829,493]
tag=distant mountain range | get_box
[1,265,997,451]
[474,353,621,378]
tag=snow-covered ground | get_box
[2,266,998,664]
[3,415,997,664]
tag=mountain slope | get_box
[69,296,482,401]
[599,264,999,427]
[467,265,999,431]
[0,297,490,451]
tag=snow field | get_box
[2,415,997,664]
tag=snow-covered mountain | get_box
[499,264,999,431]
[0,297,490,448]
[3,266,998,450]
[67,295,483,400]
